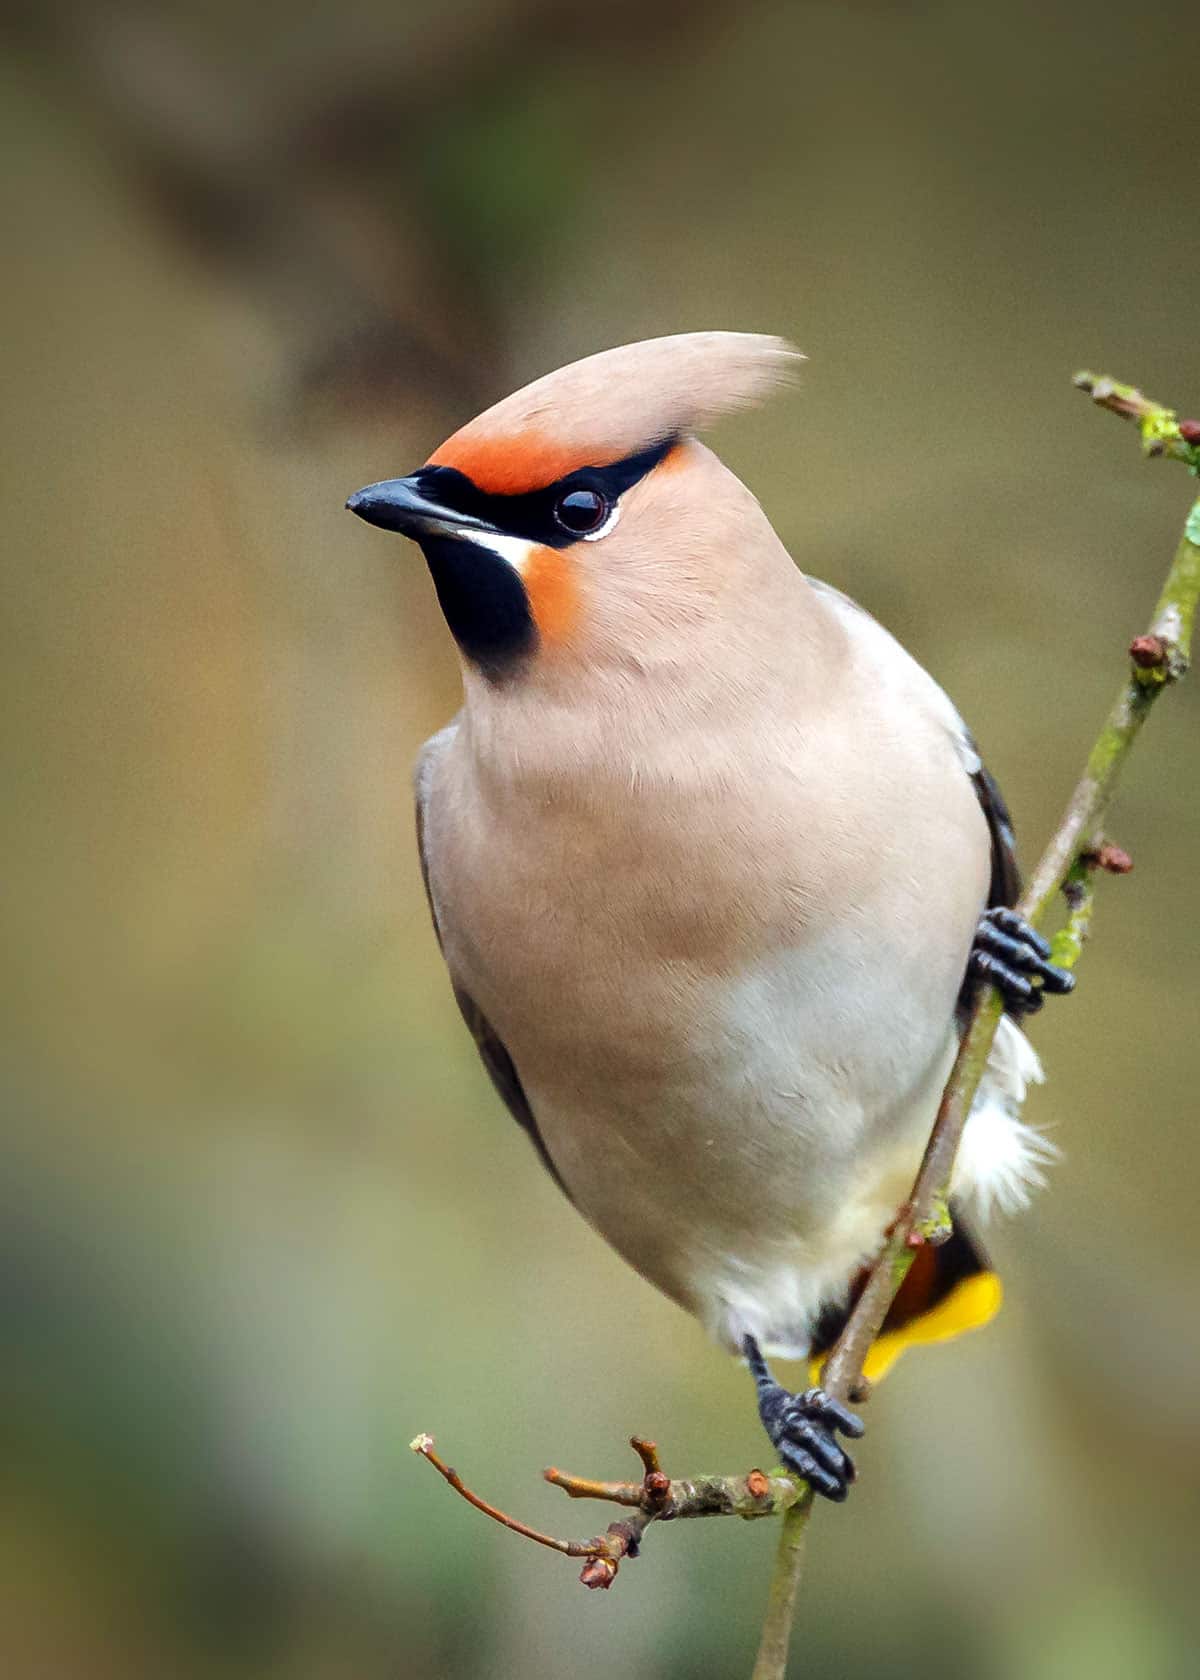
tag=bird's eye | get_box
[553,487,609,535]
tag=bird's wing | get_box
[806,578,1021,910]
[414,723,573,1199]
[965,752,1021,910]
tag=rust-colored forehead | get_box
[426,428,608,495]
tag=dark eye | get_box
[554,487,609,535]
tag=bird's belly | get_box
[502,935,960,1359]
[431,712,985,1358]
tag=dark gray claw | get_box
[744,1337,864,1504]
[972,907,1075,1015]
[780,1443,847,1502]
[986,907,1053,958]
[794,1386,866,1439]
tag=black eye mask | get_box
[412,436,677,550]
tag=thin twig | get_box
[543,1467,646,1506]
[630,1436,665,1479]
[412,1432,798,1588]
[1073,373,1200,471]
[751,1495,813,1680]
[410,1434,591,1557]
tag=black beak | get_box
[345,476,493,539]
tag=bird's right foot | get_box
[970,907,1075,1015]
[743,1335,865,1503]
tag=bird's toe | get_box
[972,908,1075,1013]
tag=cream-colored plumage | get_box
[351,334,1053,1367]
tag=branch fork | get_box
[412,1432,797,1589]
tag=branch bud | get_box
[1129,634,1170,669]
[644,1471,671,1507]
[580,1557,618,1589]
[1084,841,1134,874]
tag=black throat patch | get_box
[420,534,537,680]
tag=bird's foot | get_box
[743,1336,864,1503]
[970,907,1075,1015]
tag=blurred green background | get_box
[4,2,1199,1675]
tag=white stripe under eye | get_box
[581,502,621,543]
[453,529,537,571]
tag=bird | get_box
[346,332,1072,1502]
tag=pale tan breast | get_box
[423,646,989,1136]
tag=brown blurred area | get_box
[3,2,1199,1675]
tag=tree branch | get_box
[411,1432,799,1588]
[412,373,1200,1677]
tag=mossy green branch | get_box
[1048,857,1095,972]
[1073,372,1200,474]
[751,1495,813,1680]
[1022,502,1199,913]
[755,377,1200,1680]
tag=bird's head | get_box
[347,332,802,682]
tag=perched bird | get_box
[347,333,1072,1501]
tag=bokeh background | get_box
[5,2,1200,1676]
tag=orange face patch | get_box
[654,440,691,474]
[427,428,607,496]
[521,545,580,646]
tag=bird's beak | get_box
[345,476,494,540]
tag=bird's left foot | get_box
[743,1336,864,1503]
[970,907,1075,1015]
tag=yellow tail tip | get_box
[811,1270,1004,1387]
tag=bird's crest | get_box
[428,332,802,493]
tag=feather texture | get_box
[954,1016,1058,1217]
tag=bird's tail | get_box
[810,1212,1001,1386]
